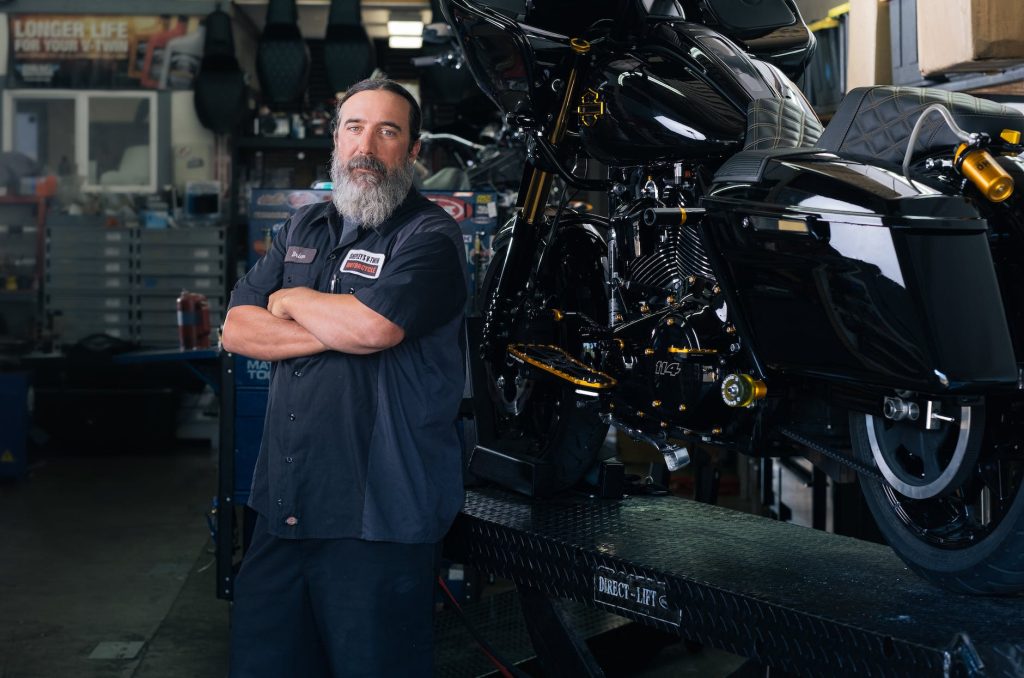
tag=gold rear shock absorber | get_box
[521,37,591,225]
[955,142,1015,203]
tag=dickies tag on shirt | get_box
[285,246,317,264]
[340,249,386,279]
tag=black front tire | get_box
[476,242,609,492]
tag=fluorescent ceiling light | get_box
[387,20,424,36]
[388,35,423,49]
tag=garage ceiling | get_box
[232,0,433,40]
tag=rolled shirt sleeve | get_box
[228,220,290,310]
[354,230,467,340]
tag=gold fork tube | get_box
[521,38,590,225]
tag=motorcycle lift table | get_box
[446,486,1024,677]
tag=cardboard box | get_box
[847,0,892,90]
[916,0,1024,75]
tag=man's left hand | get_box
[268,287,316,320]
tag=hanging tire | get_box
[849,397,1024,594]
[475,239,609,491]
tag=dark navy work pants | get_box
[229,514,439,678]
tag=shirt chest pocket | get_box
[334,248,387,294]
[283,262,318,289]
[334,268,378,295]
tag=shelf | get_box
[234,136,333,151]
[0,290,37,301]
[916,63,1024,93]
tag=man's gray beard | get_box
[330,152,415,230]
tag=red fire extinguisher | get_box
[176,290,211,350]
[177,289,197,350]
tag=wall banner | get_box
[9,15,203,89]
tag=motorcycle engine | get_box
[639,300,735,427]
[609,179,746,430]
[628,221,715,291]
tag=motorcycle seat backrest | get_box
[816,86,1024,170]
[743,96,823,151]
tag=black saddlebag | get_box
[703,150,1018,393]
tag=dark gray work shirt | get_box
[227,189,468,543]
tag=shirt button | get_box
[293,370,302,377]
[285,516,298,526]
[285,456,294,463]
[289,413,296,421]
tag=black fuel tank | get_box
[579,22,777,165]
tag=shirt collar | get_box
[325,187,425,243]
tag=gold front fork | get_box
[520,37,591,225]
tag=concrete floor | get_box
[0,446,746,678]
[0,448,228,678]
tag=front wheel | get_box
[476,241,609,492]
[849,398,1024,594]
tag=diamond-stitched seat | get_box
[816,86,1024,169]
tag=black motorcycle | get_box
[441,0,1024,595]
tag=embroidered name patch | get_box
[340,249,386,279]
[285,246,317,263]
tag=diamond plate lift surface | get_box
[447,487,1024,677]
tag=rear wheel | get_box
[850,397,1024,594]
[476,242,609,491]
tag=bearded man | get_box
[222,78,467,678]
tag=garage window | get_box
[2,89,158,194]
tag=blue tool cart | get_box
[0,372,31,480]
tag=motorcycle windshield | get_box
[443,0,544,116]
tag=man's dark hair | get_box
[335,78,421,151]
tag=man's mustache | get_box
[347,155,388,176]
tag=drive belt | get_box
[778,427,884,482]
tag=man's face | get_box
[334,89,420,188]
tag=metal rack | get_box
[45,219,134,342]
[135,227,226,348]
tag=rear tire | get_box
[849,401,1024,594]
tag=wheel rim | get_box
[865,406,975,499]
[878,460,1024,549]
[864,405,1024,550]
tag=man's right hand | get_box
[267,286,316,320]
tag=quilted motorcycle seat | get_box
[743,96,824,150]
[193,9,247,134]
[324,27,375,94]
[323,0,375,95]
[256,0,311,106]
[817,86,1024,169]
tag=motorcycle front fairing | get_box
[701,151,1018,395]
